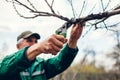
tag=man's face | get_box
[17,36,38,50]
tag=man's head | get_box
[16,31,40,50]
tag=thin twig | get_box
[78,0,86,17]
[45,0,55,14]
[27,0,37,11]
[68,0,76,18]
[100,0,105,11]
[104,0,111,10]
[14,0,35,12]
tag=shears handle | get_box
[55,22,72,37]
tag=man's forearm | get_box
[68,39,78,49]
[26,43,42,61]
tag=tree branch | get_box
[7,0,120,26]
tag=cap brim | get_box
[24,33,40,39]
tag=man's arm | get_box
[26,23,84,61]
[68,24,83,48]
[44,43,78,79]
[26,34,67,61]
[43,23,84,79]
[0,47,33,78]
[0,34,67,78]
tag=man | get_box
[0,23,84,80]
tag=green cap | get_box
[17,31,40,41]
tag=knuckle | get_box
[48,36,54,42]
[46,45,52,51]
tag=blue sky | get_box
[0,0,120,70]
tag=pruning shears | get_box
[55,21,73,38]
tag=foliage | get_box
[71,63,105,74]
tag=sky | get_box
[0,0,120,70]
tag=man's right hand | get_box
[38,34,67,55]
[26,34,67,60]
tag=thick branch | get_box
[74,9,120,23]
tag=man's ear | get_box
[16,44,20,49]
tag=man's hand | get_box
[68,23,84,48]
[38,34,67,55]
[26,34,67,60]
